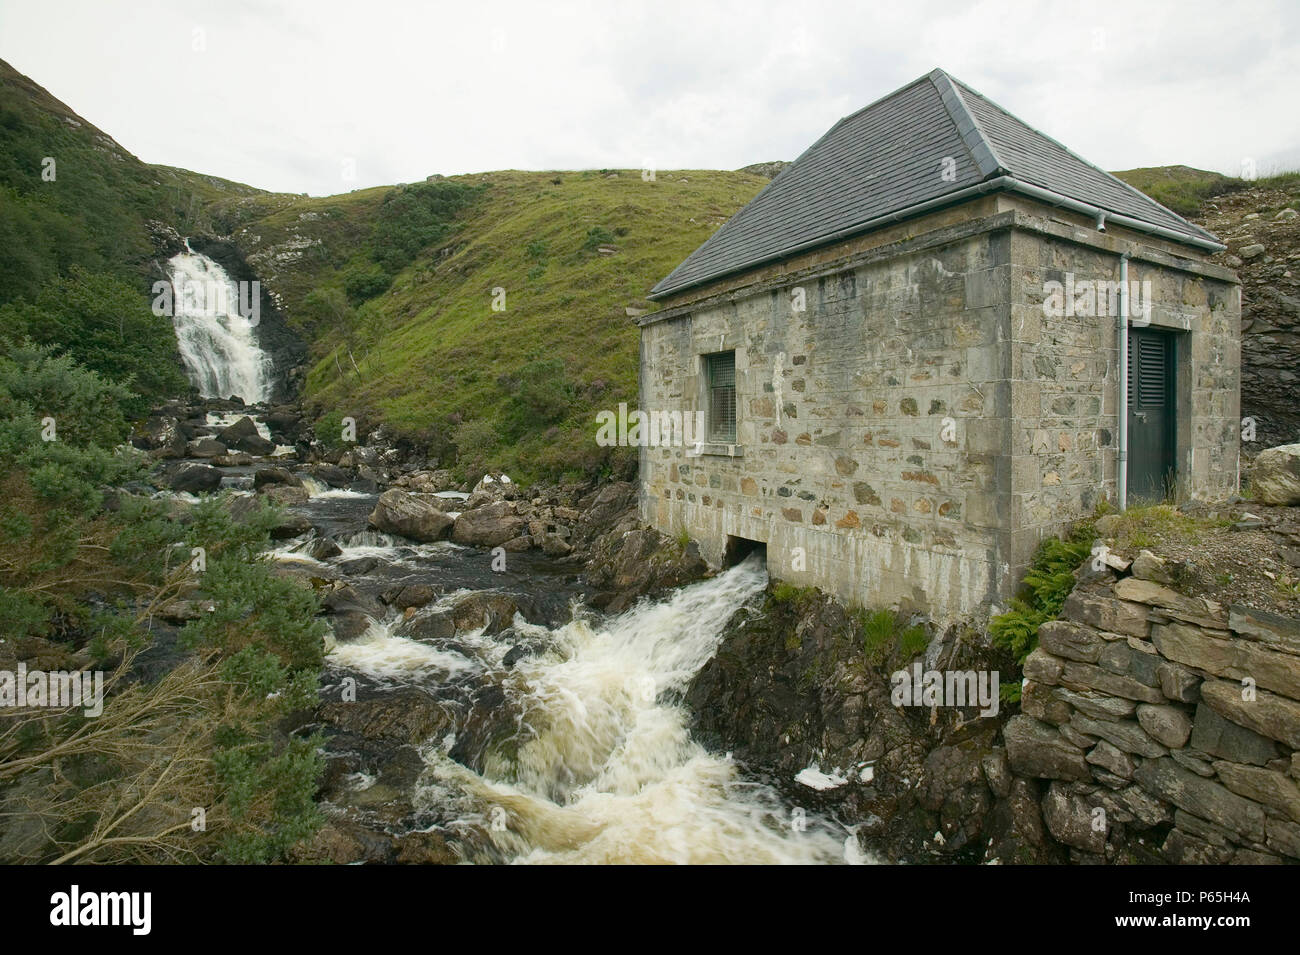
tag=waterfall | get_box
[166,242,272,403]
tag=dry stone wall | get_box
[1007,554,1300,862]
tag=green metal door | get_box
[1127,327,1176,503]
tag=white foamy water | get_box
[417,557,857,864]
[328,619,475,685]
[168,244,272,403]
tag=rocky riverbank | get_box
[686,499,1300,864]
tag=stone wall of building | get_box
[640,197,1240,621]
[1005,208,1241,579]
[1006,553,1300,863]
[641,224,1014,621]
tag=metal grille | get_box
[1127,334,1168,407]
[706,351,736,443]
[1137,337,1167,407]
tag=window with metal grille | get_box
[705,351,736,444]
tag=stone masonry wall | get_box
[1006,217,1241,580]
[1006,554,1300,863]
[641,226,1014,621]
[641,197,1240,623]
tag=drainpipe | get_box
[1117,251,1130,511]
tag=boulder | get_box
[260,485,310,508]
[254,466,303,490]
[218,416,277,455]
[449,591,519,634]
[186,437,227,458]
[317,690,455,744]
[165,462,223,494]
[210,452,253,467]
[402,608,455,642]
[1249,443,1300,505]
[452,501,526,548]
[369,489,454,542]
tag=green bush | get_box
[582,225,615,251]
[343,263,392,303]
[502,357,572,439]
[0,269,187,416]
[0,345,325,863]
[369,180,482,273]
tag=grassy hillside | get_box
[225,169,769,481]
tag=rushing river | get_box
[262,481,858,864]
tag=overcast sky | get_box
[2,0,1297,196]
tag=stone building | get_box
[639,69,1241,621]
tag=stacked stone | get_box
[1005,551,1300,863]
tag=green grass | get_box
[860,607,928,665]
[1112,165,1245,217]
[284,168,768,482]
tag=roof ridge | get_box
[950,78,1216,241]
[928,69,1004,180]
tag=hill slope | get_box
[220,168,770,480]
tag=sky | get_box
[1,0,1297,196]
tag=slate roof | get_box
[650,69,1220,300]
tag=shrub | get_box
[370,180,481,273]
[989,523,1096,685]
[343,263,392,303]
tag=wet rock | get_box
[385,584,437,610]
[369,489,454,543]
[1249,444,1300,505]
[186,437,227,458]
[218,415,276,455]
[318,690,456,744]
[329,609,373,642]
[585,526,708,612]
[402,608,455,642]
[210,452,253,467]
[306,536,343,561]
[165,462,223,493]
[254,466,303,490]
[452,501,526,548]
[290,821,396,865]
[394,830,458,864]
[260,484,310,507]
[312,464,353,488]
[450,592,518,634]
